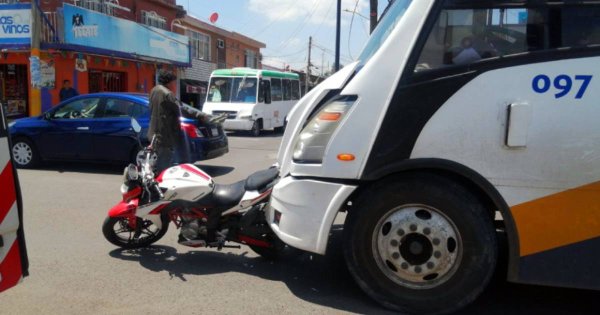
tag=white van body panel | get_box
[280,0,435,180]
[268,177,356,254]
[410,57,600,207]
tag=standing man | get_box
[148,69,216,173]
[59,80,79,102]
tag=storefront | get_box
[36,3,189,113]
[0,3,32,117]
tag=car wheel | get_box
[11,138,40,168]
[250,120,261,137]
[344,172,497,314]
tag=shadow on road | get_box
[108,226,600,315]
[226,130,283,138]
[34,162,125,175]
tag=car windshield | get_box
[357,0,414,68]
[207,77,258,104]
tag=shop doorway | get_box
[0,64,29,117]
[89,70,126,93]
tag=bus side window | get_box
[414,6,547,72]
[291,80,300,100]
[271,78,283,102]
[283,79,291,101]
[260,80,271,104]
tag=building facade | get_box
[177,15,265,109]
[0,0,188,117]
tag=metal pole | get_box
[335,0,341,71]
[306,36,312,94]
[30,0,42,116]
[370,0,378,34]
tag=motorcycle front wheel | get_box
[103,216,169,249]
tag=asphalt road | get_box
[1,131,599,314]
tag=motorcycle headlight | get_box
[126,164,139,181]
[293,96,356,164]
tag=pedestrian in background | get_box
[148,69,215,174]
[59,79,79,102]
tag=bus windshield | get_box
[358,0,413,68]
[207,77,258,103]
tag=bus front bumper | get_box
[267,176,356,254]
[223,119,254,131]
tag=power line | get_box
[278,0,322,51]
[347,0,361,60]
[311,0,335,38]
[252,1,300,38]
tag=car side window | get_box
[52,98,101,119]
[414,6,547,72]
[102,98,134,118]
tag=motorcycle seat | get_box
[211,181,246,209]
[245,167,279,192]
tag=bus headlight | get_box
[293,96,356,164]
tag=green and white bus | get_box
[202,68,301,136]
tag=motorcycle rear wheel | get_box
[103,216,169,249]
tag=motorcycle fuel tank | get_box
[157,164,214,202]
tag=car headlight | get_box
[238,115,252,120]
[293,96,356,164]
[8,121,16,128]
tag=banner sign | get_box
[0,3,32,45]
[63,4,189,64]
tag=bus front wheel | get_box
[344,172,497,314]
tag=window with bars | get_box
[141,10,166,30]
[188,30,211,61]
[74,0,115,16]
[245,50,257,68]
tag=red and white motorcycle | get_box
[102,119,283,259]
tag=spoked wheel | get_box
[344,173,497,314]
[103,216,169,249]
[12,138,39,168]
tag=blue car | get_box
[8,93,229,168]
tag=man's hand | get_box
[208,113,228,125]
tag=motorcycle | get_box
[102,118,283,259]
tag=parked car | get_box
[8,93,229,168]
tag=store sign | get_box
[63,4,189,64]
[0,3,32,45]
[186,85,206,94]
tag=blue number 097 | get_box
[532,74,592,99]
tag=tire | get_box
[250,120,261,137]
[11,138,40,168]
[344,173,497,315]
[103,216,169,249]
[274,118,287,134]
[248,231,288,260]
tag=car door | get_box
[38,97,101,160]
[92,97,148,162]
[0,104,29,293]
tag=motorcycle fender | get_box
[108,199,139,218]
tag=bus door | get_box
[0,104,28,293]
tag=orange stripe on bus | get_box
[512,181,600,257]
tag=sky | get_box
[176,0,389,74]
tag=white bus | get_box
[202,68,301,136]
[268,0,600,314]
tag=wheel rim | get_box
[112,218,162,245]
[12,142,33,166]
[372,204,462,290]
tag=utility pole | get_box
[306,36,312,94]
[30,0,42,116]
[335,0,341,71]
[370,0,378,33]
